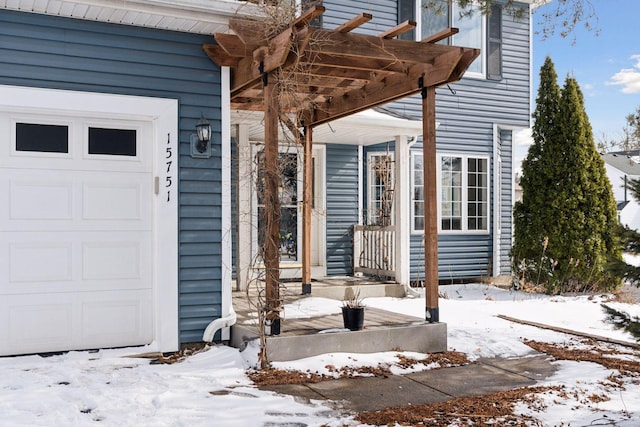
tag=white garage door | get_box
[0,112,155,355]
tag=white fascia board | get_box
[3,0,259,34]
[80,0,258,19]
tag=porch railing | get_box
[353,225,396,279]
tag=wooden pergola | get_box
[204,5,479,333]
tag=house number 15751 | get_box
[165,133,173,202]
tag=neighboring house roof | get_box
[0,0,255,34]
[603,151,640,176]
[618,200,630,211]
[231,108,425,146]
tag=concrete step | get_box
[281,279,406,300]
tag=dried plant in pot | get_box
[342,287,365,331]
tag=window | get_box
[412,153,489,233]
[16,123,68,153]
[399,0,503,79]
[88,127,137,156]
[411,154,424,231]
[255,149,300,261]
[367,153,394,226]
[421,0,483,75]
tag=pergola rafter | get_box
[203,5,479,334]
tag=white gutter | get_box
[492,124,501,278]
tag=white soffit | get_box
[232,109,425,146]
[0,0,257,34]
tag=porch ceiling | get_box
[204,5,479,127]
[231,108,424,146]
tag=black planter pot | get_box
[341,306,365,331]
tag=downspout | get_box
[492,124,500,278]
[203,65,237,342]
[202,307,237,342]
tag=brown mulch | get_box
[248,351,470,386]
[355,385,561,426]
[355,339,640,426]
[524,339,640,375]
[149,342,210,364]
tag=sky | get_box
[1,283,639,426]
[516,0,640,172]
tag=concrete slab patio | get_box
[230,279,447,361]
[260,354,558,413]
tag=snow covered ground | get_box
[1,283,639,426]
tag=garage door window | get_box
[16,123,68,153]
[88,127,137,156]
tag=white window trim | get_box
[411,152,491,235]
[415,0,487,79]
[410,152,424,234]
[366,151,394,226]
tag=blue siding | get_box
[0,9,223,343]
[322,0,397,35]
[325,144,360,275]
[324,1,529,281]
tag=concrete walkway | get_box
[260,354,557,413]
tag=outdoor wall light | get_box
[190,114,212,158]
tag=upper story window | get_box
[421,0,483,75]
[400,0,502,80]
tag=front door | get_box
[251,143,326,277]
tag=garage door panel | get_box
[1,173,152,232]
[9,242,73,283]
[0,290,153,355]
[1,231,152,295]
[81,294,153,347]
[82,181,145,221]
[82,241,143,281]
[7,301,74,353]
[10,179,73,220]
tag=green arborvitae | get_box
[513,57,621,293]
[513,56,561,282]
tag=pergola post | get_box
[302,125,313,294]
[422,84,439,323]
[263,71,281,335]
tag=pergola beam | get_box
[378,19,416,39]
[308,30,455,63]
[292,4,325,28]
[335,12,372,33]
[421,27,459,44]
